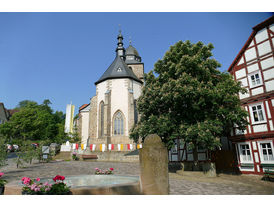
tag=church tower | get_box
[87,31,144,150]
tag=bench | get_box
[263,170,274,182]
[82,155,98,160]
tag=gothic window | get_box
[117,67,122,72]
[113,111,124,135]
[99,101,104,137]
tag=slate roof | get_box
[125,45,140,56]
[95,55,142,85]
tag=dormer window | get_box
[117,67,122,72]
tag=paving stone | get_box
[1,159,274,195]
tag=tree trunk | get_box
[193,145,199,171]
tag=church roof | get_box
[95,55,142,85]
[125,45,140,56]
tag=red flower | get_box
[53,175,65,182]
[109,168,114,171]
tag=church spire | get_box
[115,26,125,60]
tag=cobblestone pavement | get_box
[1,159,274,195]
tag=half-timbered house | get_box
[228,16,274,174]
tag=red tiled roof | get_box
[79,104,89,111]
[227,15,274,72]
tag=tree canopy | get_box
[130,40,248,157]
[0,99,67,144]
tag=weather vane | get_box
[129,36,132,45]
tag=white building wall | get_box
[239,91,250,99]
[255,28,268,43]
[96,81,108,137]
[245,47,256,62]
[239,78,248,87]
[251,86,264,96]
[133,80,142,99]
[247,63,259,73]
[110,79,130,136]
[263,68,274,81]
[81,111,89,144]
[260,57,273,70]
[265,80,274,92]
[253,124,268,133]
[258,41,271,57]
[235,68,246,79]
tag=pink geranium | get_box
[36,178,40,182]
[109,168,114,171]
[0,172,4,177]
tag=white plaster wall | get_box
[253,124,268,133]
[265,80,274,92]
[111,78,129,136]
[249,40,254,48]
[235,68,246,79]
[96,81,108,137]
[260,57,274,70]
[254,152,259,163]
[263,68,274,81]
[239,78,248,87]
[252,141,257,150]
[247,63,259,73]
[258,41,271,57]
[245,47,256,62]
[255,28,268,43]
[81,111,89,144]
[133,80,142,99]
[239,91,250,99]
[235,129,247,135]
[237,56,244,65]
[265,101,271,118]
[269,120,274,131]
[272,99,274,106]
[251,86,264,96]
[270,24,274,32]
[248,125,251,133]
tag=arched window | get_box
[113,111,124,135]
[99,101,104,137]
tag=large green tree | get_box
[130,40,248,166]
[0,99,67,144]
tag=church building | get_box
[78,31,144,151]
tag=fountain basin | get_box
[4,175,141,195]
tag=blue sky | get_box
[0,12,272,114]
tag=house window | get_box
[248,72,262,88]
[238,143,252,162]
[259,142,274,162]
[113,111,124,135]
[250,103,266,124]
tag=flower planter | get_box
[0,186,5,195]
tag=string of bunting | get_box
[72,143,142,151]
